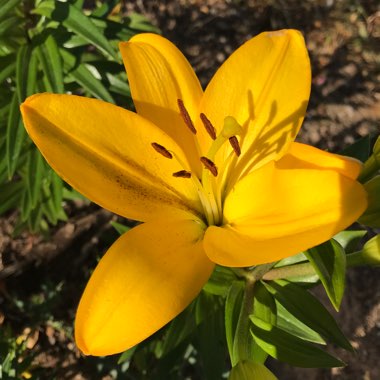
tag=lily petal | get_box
[21,93,202,222]
[120,34,206,172]
[277,142,363,180]
[204,161,367,267]
[200,30,311,180]
[75,218,213,356]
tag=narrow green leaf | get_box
[26,149,45,208]
[334,230,367,253]
[203,266,237,297]
[275,301,325,344]
[36,34,64,93]
[34,1,117,59]
[0,180,24,214]
[250,316,344,368]
[0,55,16,84]
[6,92,25,178]
[0,0,21,20]
[229,360,278,380]
[0,16,21,36]
[50,171,63,214]
[91,0,120,17]
[251,282,276,363]
[263,280,352,351]
[225,281,244,364]
[347,234,380,267]
[110,221,131,235]
[305,239,346,310]
[16,44,33,102]
[340,134,371,162]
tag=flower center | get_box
[151,100,242,226]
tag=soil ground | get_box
[1,0,379,379]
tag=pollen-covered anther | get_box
[200,156,218,177]
[177,99,197,134]
[229,136,241,156]
[173,170,192,178]
[151,142,173,159]
[200,113,216,140]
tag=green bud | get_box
[229,360,278,380]
[358,176,380,228]
[346,235,380,267]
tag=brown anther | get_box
[177,99,197,134]
[229,136,241,156]
[151,142,173,159]
[173,170,192,178]
[200,113,216,140]
[200,156,218,177]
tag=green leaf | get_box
[347,234,380,267]
[305,239,346,310]
[0,16,21,36]
[0,54,16,83]
[203,266,237,297]
[225,281,244,365]
[16,44,38,102]
[91,0,120,18]
[34,1,117,59]
[340,134,371,162]
[0,180,24,214]
[275,301,325,344]
[26,149,45,209]
[263,280,352,351]
[0,0,21,21]
[6,92,25,178]
[229,360,278,380]
[110,221,131,235]
[334,230,367,253]
[359,176,380,228]
[36,34,64,93]
[250,316,344,368]
[251,282,276,363]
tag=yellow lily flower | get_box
[20,30,367,356]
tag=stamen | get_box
[229,136,241,156]
[200,156,218,177]
[177,99,197,134]
[173,170,192,178]
[151,143,173,159]
[200,113,216,140]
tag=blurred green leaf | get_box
[0,0,21,21]
[0,16,21,35]
[229,360,278,380]
[340,134,371,162]
[263,280,352,351]
[26,149,45,209]
[305,239,346,311]
[34,1,117,59]
[203,266,237,297]
[16,44,38,102]
[6,92,25,178]
[0,54,16,83]
[347,234,380,267]
[111,221,131,235]
[36,34,64,93]
[250,316,344,368]
[91,0,120,18]
[0,180,24,214]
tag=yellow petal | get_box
[204,161,367,267]
[119,34,206,172]
[200,30,311,180]
[21,93,202,222]
[75,218,213,356]
[277,142,362,180]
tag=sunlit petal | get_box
[204,161,367,267]
[120,34,206,172]
[21,93,202,222]
[75,218,213,356]
[277,142,362,180]
[200,30,311,184]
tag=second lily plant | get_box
[21,29,379,378]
